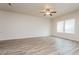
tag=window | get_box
[57,19,75,34]
[57,21,64,32]
[65,19,75,33]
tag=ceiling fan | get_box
[40,8,56,16]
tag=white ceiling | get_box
[0,3,79,19]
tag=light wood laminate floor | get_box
[0,37,79,55]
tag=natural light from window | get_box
[57,21,64,32]
[65,19,75,33]
[57,19,75,34]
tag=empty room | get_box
[0,3,79,55]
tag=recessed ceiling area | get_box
[0,3,79,19]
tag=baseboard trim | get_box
[0,36,49,41]
[51,35,79,42]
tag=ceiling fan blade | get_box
[8,3,14,7]
[50,14,52,16]
[51,11,56,13]
[8,3,11,6]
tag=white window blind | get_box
[57,21,64,32]
[57,19,75,34]
[65,19,75,33]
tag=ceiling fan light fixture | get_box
[46,12,50,15]
[40,8,56,16]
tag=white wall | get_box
[51,11,79,41]
[0,10,50,40]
